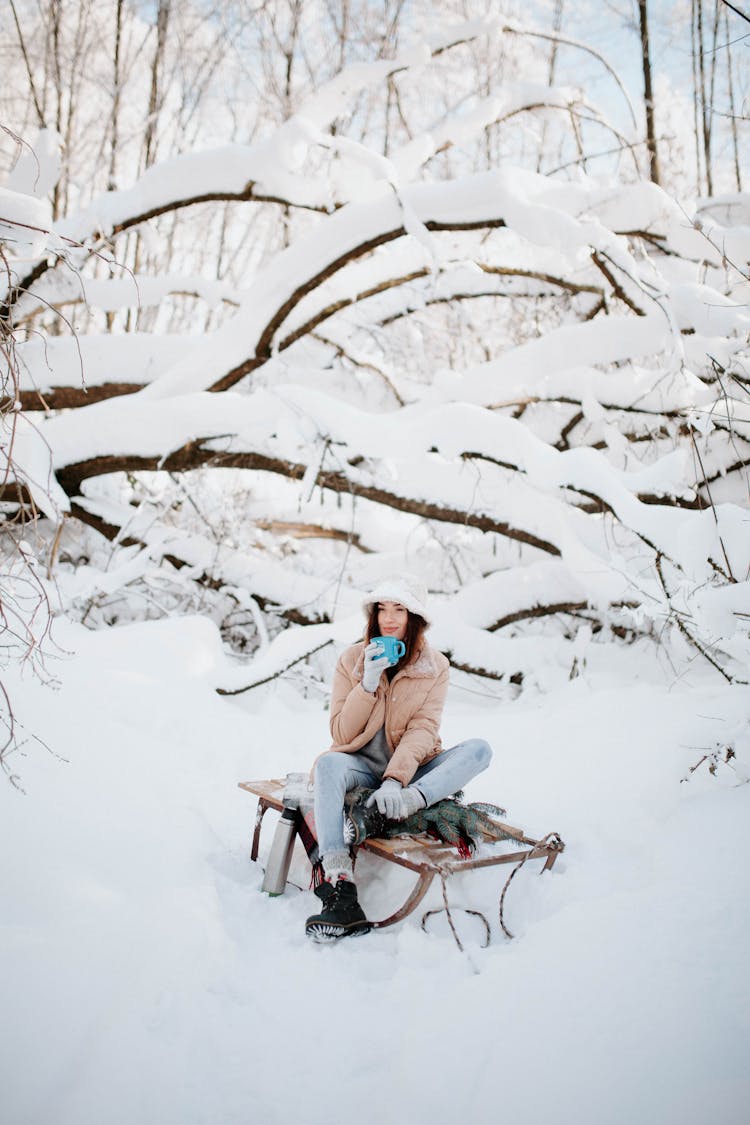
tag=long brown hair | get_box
[364,602,427,674]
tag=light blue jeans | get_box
[313,739,493,857]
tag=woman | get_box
[305,575,492,942]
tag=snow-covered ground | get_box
[2,615,749,1125]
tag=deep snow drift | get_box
[2,615,749,1125]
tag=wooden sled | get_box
[238,778,564,942]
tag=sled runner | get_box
[238,778,564,940]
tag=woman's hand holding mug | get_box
[370,635,406,664]
[361,641,391,692]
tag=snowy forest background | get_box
[2,2,750,1123]
[2,0,750,732]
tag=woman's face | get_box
[377,601,408,641]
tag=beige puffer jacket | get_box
[327,639,450,787]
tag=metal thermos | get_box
[261,807,299,896]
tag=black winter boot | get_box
[305,878,371,942]
[343,790,389,846]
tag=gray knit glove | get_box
[366,779,426,820]
[366,778,404,818]
[361,641,390,693]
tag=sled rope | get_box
[421,872,491,953]
[498,831,563,939]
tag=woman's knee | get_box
[467,738,492,770]
[313,752,348,787]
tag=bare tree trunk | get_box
[109,0,125,192]
[706,2,721,191]
[694,0,714,195]
[50,0,64,219]
[59,0,94,217]
[143,0,172,171]
[690,0,703,193]
[637,0,661,185]
[9,0,46,129]
[723,8,743,191]
[128,1,171,332]
[381,0,404,157]
[279,0,303,248]
[105,0,125,334]
[536,0,564,174]
[325,0,349,137]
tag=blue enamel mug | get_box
[371,635,406,665]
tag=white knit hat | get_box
[362,574,431,625]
